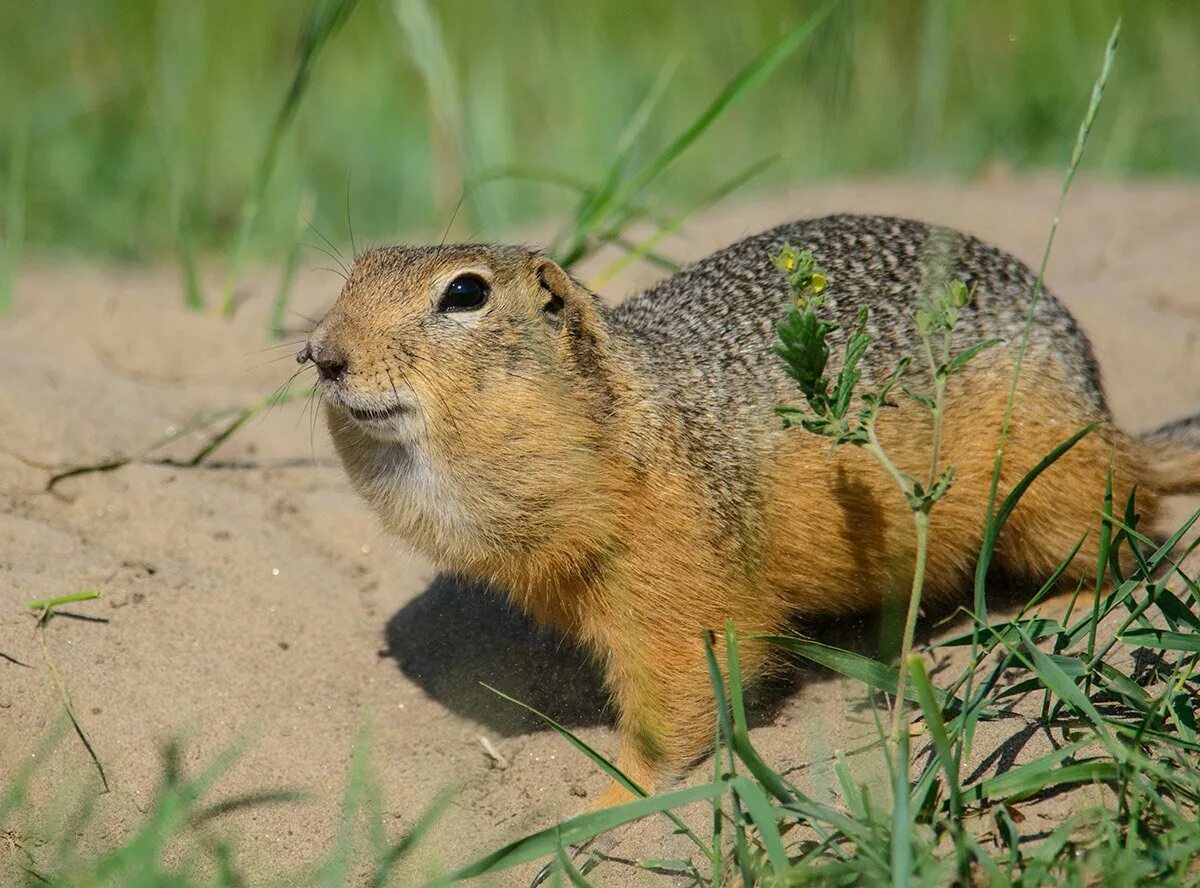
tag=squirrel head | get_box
[303,243,611,446]
[302,244,624,575]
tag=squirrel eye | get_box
[438,274,490,312]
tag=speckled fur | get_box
[308,214,1200,810]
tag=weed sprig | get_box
[773,244,998,738]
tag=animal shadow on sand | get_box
[380,573,985,738]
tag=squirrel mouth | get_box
[346,402,410,423]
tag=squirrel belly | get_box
[310,214,1200,806]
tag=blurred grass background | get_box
[1,0,1197,262]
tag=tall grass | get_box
[153,0,207,311]
[542,3,834,274]
[3,728,447,888]
[270,189,317,337]
[452,497,1200,886]
[38,5,827,480]
[217,0,364,317]
[0,116,28,315]
[391,0,476,231]
[1,2,1197,263]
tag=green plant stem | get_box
[186,385,311,466]
[922,334,949,489]
[891,510,930,743]
[862,419,933,743]
[36,620,109,792]
[864,428,911,496]
[711,718,723,887]
[270,237,303,338]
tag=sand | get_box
[3,175,1200,885]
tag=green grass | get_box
[0,114,28,315]
[217,0,364,316]
[3,729,445,888]
[11,540,1199,885]
[26,591,103,614]
[1,1,1197,265]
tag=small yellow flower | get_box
[811,272,827,293]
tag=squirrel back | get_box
[606,214,1107,536]
[615,214,1103,413]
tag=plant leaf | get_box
[441,782,729,881]
[975,423,1098,620]
[1119,628,1200,652]
[946,338,1004,374]
[755,634,962,710]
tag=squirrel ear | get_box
[535,259,574,323]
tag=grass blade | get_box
[0,115,28,316]
[270,190,316,338]
[888,724,911,887]
[974,423,1098,618]
[1151,585,1200,633]
[702,631,738,777]
[967,759,1119,806]
[371,791,454,887]
[617,2,834,208]
[556,1,834,268]
[318,728,373,888]
[1003,627,1109,734]
[173,192,205,312]
[723,624,799,804]
[219,0,362,316]
[441,781,728,881]
[554,834,596,888]
[908,656,961,820]
[27,590,102,613]
[730,776,788,874]
[553,59,678,261]
[591,155,775,287]
[932,617,1062,650]
[481,683,708,855]
[755,634,962,710]
[976,19,1120,617]
[1118,628,1200,653]
[187,386,312,466]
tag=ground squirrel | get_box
[301,214,1200,810]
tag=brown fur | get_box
[304,223,1200,811]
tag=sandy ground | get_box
[3,175,1200,885]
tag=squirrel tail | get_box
[1141,413,1200,496]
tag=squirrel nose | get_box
[301,341,349,383]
